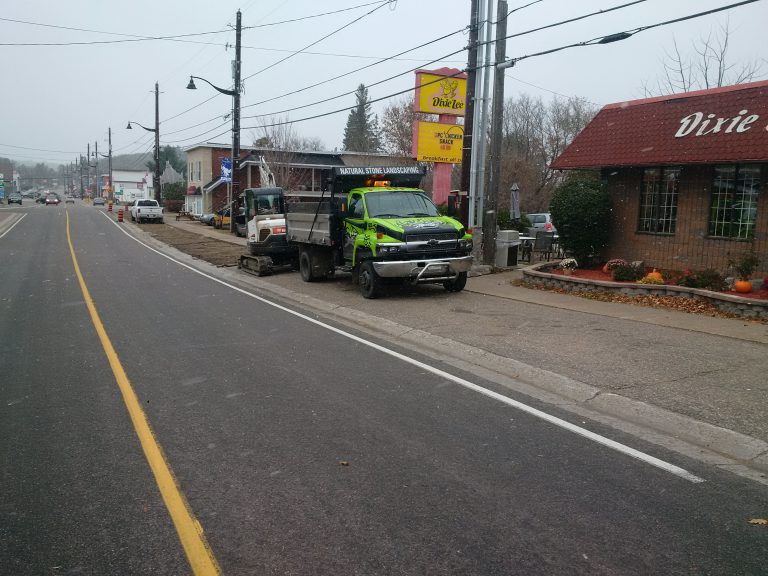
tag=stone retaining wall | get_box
[523,264,768,320]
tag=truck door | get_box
[344,192,365,262]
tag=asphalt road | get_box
[2,202,767,575]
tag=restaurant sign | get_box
[414,69,467,117]
[413,121,464,164]
[675,108,765,138]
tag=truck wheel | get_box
[359,261,381,299]
[299,251,316,282]
[444,271,467,293]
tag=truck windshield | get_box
[365,192,439,219]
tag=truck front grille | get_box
[405,232,458,252]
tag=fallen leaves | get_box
[748,518,768,525]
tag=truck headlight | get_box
[379,243,402,254]
[459,238,473,251]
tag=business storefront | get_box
[551,80,768,274]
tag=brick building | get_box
[551,81,768,275]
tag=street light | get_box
[126,81,161,203]
[186,10,241,234]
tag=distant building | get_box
[184,143,415,215]
[111,170,153,203]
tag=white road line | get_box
[0,213,26,239]
[100,212,706,484]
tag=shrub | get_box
[732,250,760,279]
[676,269,726,291]
[549,171,611,266]
[559,258,578,270]
[638,275,665,285]
[604,258,627,271]
[611,263,645,282]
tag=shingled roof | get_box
[551,80,768,170]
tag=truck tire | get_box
[359,261,381,299]
[299,250,316,282]
[444,271,467,293]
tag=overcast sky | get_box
[2,0,766,167]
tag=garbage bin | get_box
[495,229,520,267]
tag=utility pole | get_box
[93,140,99,197]
[153,82,161,203]
[86,143,91,197]
[108,127,113,202]
[470,0,493,233]
[459,0,480,229]
[230,9,242,234]
[482,0,508,265]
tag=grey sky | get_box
[2,0,766,167]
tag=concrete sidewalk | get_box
[165,215,768,343]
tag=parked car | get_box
[199,213,216,226]
[7,193,22,205]
[45,194,60,205]
[213,207,245,229]
[526,212,557,235]
[93,197,106,206]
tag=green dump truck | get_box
[284,166,473,298]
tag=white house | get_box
[112,170,154,203]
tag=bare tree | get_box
[249,116,306,190]
[642,19,763,96]
[499,94,596,213]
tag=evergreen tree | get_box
[342,84,381,152]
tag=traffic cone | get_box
[117,208,123,222]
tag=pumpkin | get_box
[645,269,663,282]
[734,279,753,293]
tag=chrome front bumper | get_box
[372,255,473,281]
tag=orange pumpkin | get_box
[645,269,663,282]
[734,279,753,293]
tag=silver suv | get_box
[527,212,556,234]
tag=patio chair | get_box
[532,231,555,262]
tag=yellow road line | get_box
[65,211,221,575]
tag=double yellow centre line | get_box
[66,212,221,575]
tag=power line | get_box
[241,27,467,111]
[0,142,79,154]
[506,0,760,66]
[507,0,545,16]
[162,1,393,128]
[502,0,649,44]
[167,27,466,134]
[0,3,387,46]
[238,1,761,133]
[240,67,468,132]
[241,45,467,121]
[242,0,392,82]
[168,0,646,133]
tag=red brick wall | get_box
[604,164,767,275]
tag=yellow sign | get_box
[415,72,467,116]
[414,121,464,164]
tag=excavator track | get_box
[238,254,274,277]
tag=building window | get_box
[709,165,760,239]
[638,167,680,234]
